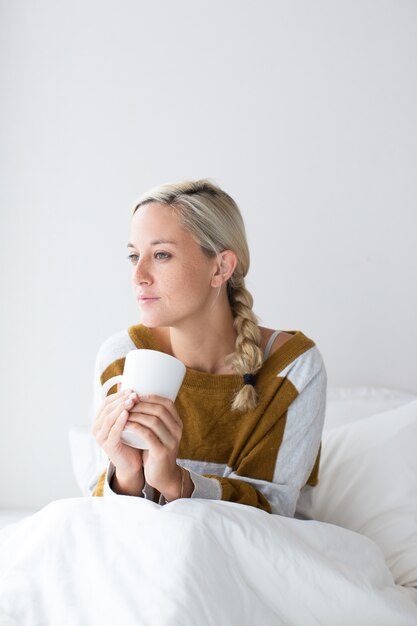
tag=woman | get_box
[90,179,327,515]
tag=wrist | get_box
[181,468,194,498]
[163,465,185,503]
[162,466,194,502]
[111,467,144,496]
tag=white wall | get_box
[1,0,416,510]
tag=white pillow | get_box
[325,386,417,430]
[69,427,99,496]
[311,399,417,588]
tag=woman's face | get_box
[127,202,220,329]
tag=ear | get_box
[211,250,238,288]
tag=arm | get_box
[87,348,155,499]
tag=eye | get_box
[127,254,139,264]
[155,251,171,260]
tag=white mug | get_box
[101,349,186,449]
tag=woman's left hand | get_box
[125,394,183,499]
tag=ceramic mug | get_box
[101,349,186,449]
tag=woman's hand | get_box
[125,394,184,500]
[92,385,144,493]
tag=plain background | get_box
[1,0,416,510]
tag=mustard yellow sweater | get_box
[90,324,327,516]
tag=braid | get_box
[226,277,263,412]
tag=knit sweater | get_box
[89,324,327,516]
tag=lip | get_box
[137,296,160,303]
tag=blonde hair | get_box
[133,179,263,412]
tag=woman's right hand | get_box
[92,385,144,481]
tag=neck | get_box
[153,305,237,374]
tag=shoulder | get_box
[259,327,326,388]
[259,327,293,356]
[277,342,327,395]
[95,328,136,373]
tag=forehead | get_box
[129,202,186,241]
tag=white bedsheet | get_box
[0,496,416,626]
[0,509,37,531]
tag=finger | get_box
[94,397,132,442]
[104,388,134,403]
[106,408,130,447]
[125,419,167,449]
[127,404,182,441]
[134,396,183,428]
[126,413,178,449]
[92,396,119,435]
[93,389,136,432]
[94,389,134,424]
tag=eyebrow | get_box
[127,240,178,248]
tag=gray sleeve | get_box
[267,345,327,516]
[158,468,222,505]
[221,346,327,517]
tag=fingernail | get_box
[124,398,133,407]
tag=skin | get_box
[92,202,292,501]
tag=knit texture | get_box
[91,324,327,516]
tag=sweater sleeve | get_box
[160,346,327,516]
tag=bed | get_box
[1,386,416,625]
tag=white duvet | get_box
[0,496,416,626]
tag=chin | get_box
[138,312,172,329]
[139,317,159,328]
[138,305,196,330]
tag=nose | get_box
[132,258,153,286]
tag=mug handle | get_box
[101,375,124,398]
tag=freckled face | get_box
[127,202,218,329]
